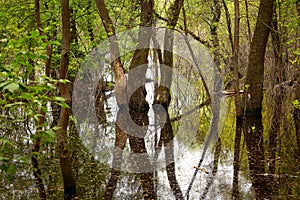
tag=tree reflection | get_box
[199,138,221,200]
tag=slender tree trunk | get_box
[232,0,242,199]
[86,0,94,42]
[31,1,53,199]
[244,0,252,43]
[293,0,300,161]
[222,0,234,53]
[95,1,128,199]
[153,1,184,199]
[199,138,221,200]
[70,8,78,45]
[268,5,284,176]
[57,0,77,199]
[126,1,156,198]
[243,0,274,199]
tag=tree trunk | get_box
[94,0,127,199]
[243,0,274,199]
[126,1,156,198]
[31,0,53,199]
[293,0,300,162]
[199,138,221,200]
[57,0,77,199]
[153,1,184,199]
[268,5,284,176]
[232,0,242,199]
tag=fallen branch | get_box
[193,166,209,174]
[170,99,211,122]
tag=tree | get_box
[243,0,274,198]
[56,0,77,199]
[232,0,242,198]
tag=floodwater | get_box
[71,65,300,199]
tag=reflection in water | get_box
[90,68,252,199]
[159,111,184,200]
[70,59,299,199]
[199,138,221,200]
[93,89,254,199]
[244,109,274,199]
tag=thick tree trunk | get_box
[243,0,274,199]
[57,0,77,199]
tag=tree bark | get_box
[232,0,242,199]
[57,0,77,199]
[243,0,274,199]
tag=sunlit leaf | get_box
[3,82,19,92]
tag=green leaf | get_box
[53,96,65,101]
[19,92,33,99]
[0,156,10,162]
[38,54,48,60]
[55,101,70,109]
[40,129,57,145]
[0,80,11,88]
[29,30,40,37]
[45,130,56,141]
[7,163,17,178]
[3,82,19,92]
[58,79,71,84]
[292,99,300,109]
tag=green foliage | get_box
[292,99,300,109]
[0,0,300,199]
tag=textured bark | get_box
[94,78,107,125]
[163,115,183,199]
[211,0,221,69]
[243,0,274,199]
[34,0,52,77]
[294,109,300,157]
[57,0,77,199]
[95,0,127,106]
[232,116,242,200]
